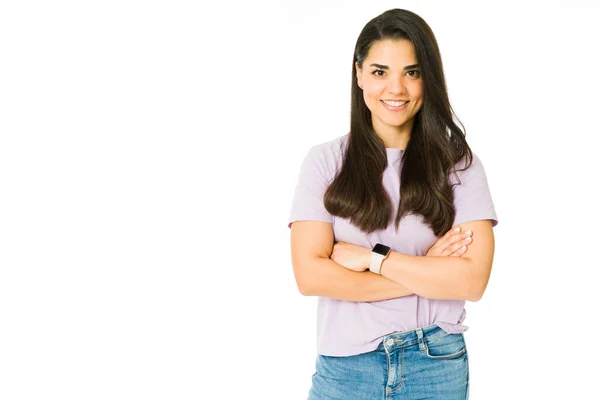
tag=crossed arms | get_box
[289,219,495,302]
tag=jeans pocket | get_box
[423,333,466,360]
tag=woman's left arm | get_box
[381,219,495,302]
[332,219,495,301]
[379,154,497,301]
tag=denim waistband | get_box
[376,324,452,352]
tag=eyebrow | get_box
[369,63,419,70]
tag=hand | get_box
[426,226,473,257]
[331,242,371,272]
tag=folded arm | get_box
[290,220,413,302]
[380,220,495,302]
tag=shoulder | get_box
[308,133,348,160]
[449,151,487,185]
[450,150,499,227]
[304,133,348,174]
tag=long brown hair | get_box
[323,8,473,237]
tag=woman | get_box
[288,8,498,400]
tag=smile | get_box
[381,100,409,111]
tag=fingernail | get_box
[454,227,460,232]
[466,229,472,235]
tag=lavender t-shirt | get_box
[288,133,498,356]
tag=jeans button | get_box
[386,338,394,346]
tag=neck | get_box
[372,119,414,150]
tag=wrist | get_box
[369,243,391,275]
[380,254,391,276]
[364,249,371,270]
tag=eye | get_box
[372,69,385,77]
[407,69,421,78]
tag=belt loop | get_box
[416,328,425,350]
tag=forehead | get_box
[365,39,417,66]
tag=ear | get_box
[355,62,363,89]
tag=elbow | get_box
[464,260,491,302]
[297,265,328,296]
[466,290,483,302]
[466,279,488,302]
[293,256,328,296]
[296,280,314,296]
[293,262,318,296]
[465,268,487,303]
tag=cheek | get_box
[410,83,424,99]
[364,85,384,104]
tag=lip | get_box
[381,100,409,111]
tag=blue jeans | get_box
[308,324,469,399]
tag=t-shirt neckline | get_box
[385,147,404,162]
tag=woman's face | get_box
[356,39,424,140]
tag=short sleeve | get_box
[451,153,499,228]
[287,145,334,228]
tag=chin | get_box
[384,119,408,128]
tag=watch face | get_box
[372,243,391,256]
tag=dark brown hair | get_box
[323,8,473,237]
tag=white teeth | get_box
[382,100,407,107]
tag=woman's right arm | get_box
[290,220,413,302]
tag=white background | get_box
[1,0,599,399]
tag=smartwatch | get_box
[370,243,391,274]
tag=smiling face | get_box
[356,39,424,148]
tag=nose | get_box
[388,77,406,95]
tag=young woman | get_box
[288,8,498,400]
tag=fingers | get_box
[438,228,471,255]
[430,227,461,254]
[447,231,473,257]
[449,245,468,257]
[444,227,465,245]
[427,227,473,257]
[443,226,461,241]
